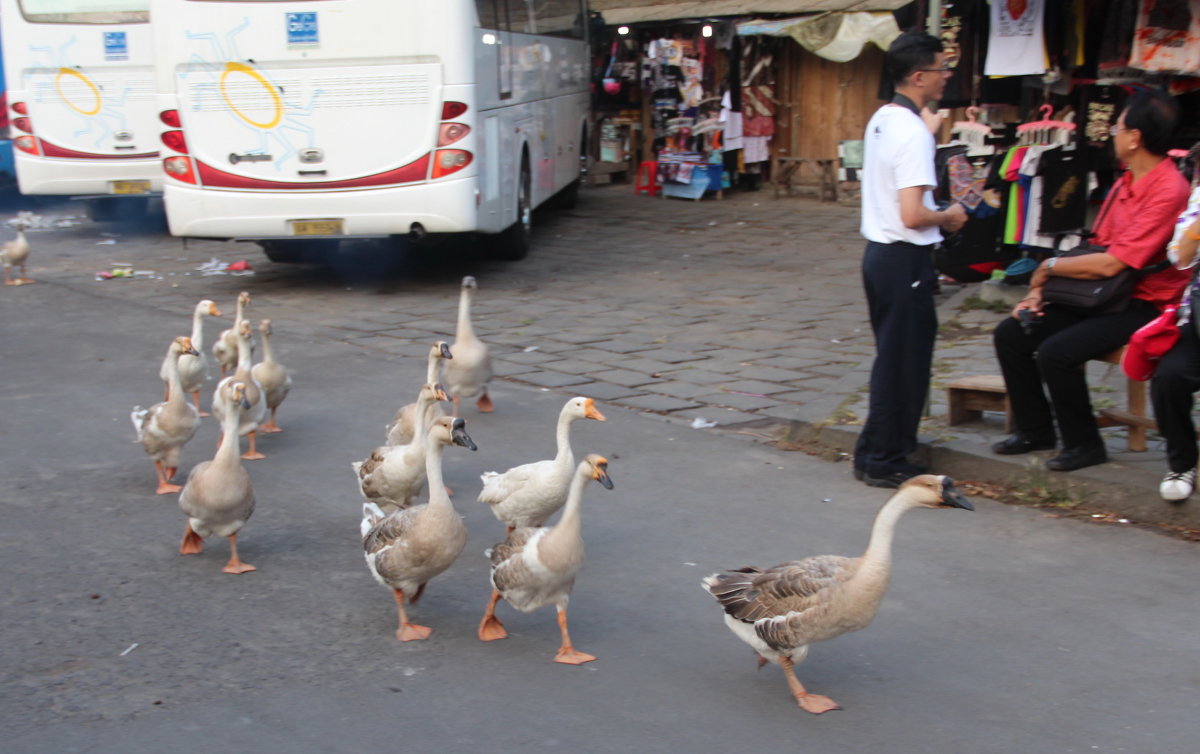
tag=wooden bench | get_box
[772,157,836,202]
[945,347,1154,451]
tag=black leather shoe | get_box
[861,471,914,489]
[1045,445,1107,471]
[991,434,1056,455]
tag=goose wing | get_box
[705,556,855,642]
[478,460,552,505]
[362,507,419,555]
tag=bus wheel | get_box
[492,160,531,261]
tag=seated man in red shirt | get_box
[992,89,1189,471]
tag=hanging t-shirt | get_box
[984,0,1047,76]
[1130,0,1200,75]
[1037,147,1089,234]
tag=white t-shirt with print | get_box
[860,104,941,246]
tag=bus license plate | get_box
[291,219,344,236]
[110,180,151,195]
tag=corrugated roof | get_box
[591,0,910,26]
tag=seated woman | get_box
[1149,145,1200,501]
[992,89,1190,472]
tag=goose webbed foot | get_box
[476,391,494,413]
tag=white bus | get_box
[150,0,590,261]
[0,0,162,216]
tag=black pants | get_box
[994,298,1158,450]
[1151,322,1200,473]
[854,240,937,477]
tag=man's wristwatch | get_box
[1045,257,1058,274]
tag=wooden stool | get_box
[634,161,659,196]
[946,375,1012,431]
[1094,347,1155,452]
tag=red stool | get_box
[634,161,659,196]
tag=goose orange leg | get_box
[154,461,183,495]
[179,524,204,555]
[779,656,840,714]
[451,394,461,418]
[192,390,209,418]
[476,390,494,413]
[393,588,431,641]
[241,431,265,460]
[259,407,282,433]
[553,604,595,665]
[478,589,508,641]
[221,533,256,574]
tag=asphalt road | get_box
[1,201,1198,753]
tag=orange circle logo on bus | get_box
[219,62,283,130]
[54,68,102,116]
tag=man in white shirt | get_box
[854,32,967,488]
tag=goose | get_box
[702,475,973,714]
[211,319,268,460]
[132,336,201,494]
[178,381,257,574]
[442,276,494,415]
[250,319,292,432]
[361,416,477,641]
[479,397,606,530]
[385,341,453,446]
[478,455,614,665]
[1,220,33,286]
[160,299,221,417]
[213,291,252,377]
[355,383,448,513]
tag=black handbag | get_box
[1041,183,1167,314]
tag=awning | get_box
[740,12,901,62]
[590,0,911,26]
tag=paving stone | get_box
[693,391,782,411]
[640,380,722,400]
[613,394,702,413]
[572,382,648,401]
[588,368,665,388]
[510,370,595,388]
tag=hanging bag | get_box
[1121,304,1181,380]
[1041,181,1168,314]
[602,42,621,95]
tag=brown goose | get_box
[385,341,453,446]
[178,381,257,574]
[361,416,477,641]
[702,475,973,714]
[443,276,493,415]
[212,320,268,460]
[160,299,221,416]
[355,383,448,513]
[250,319,292,432]
[133,336,201,494]
[213,291,252,377]
[478,455,613,665]
[1,220,32,285]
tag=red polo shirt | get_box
[1093,157,1190,309]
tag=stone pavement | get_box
[10,183,1196,531]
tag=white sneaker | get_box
[1159,469,1196,501]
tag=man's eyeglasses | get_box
[1109,124,1129,137]
[920,66,954,73]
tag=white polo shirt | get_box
[860,104,942,246]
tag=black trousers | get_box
[994,298,1158,450]
[854,240,937,476]
[1151,321,1200,473]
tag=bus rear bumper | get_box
[14,155,163,196]
[163,179,479,240]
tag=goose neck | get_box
[165,349,186,405]
[456,288,475,340]
[234,332,253,374]
[861,494,914,571]
[260,330,276,364]
[546,467,588,547]
[424,440,453,512]
[553,409,576,464]
[190,309,206,347]
[214,405,242,467]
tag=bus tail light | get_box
[12,117,32,133]
[14,135,40,156]
[438,122,470,147]
[161,130,188,154]
[163,156,197,184]
[431,149,472,179]
[11,101,27,115]
[159,109,181,128]
[442,101,468,120]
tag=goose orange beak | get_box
[584,398,606,421]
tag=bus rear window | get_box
[18,0,149,24]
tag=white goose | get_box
[211,320,268,460]
[361,416,477,641]
[355,383,447,513]
[478,455,614,664]
[250,319,292,432]
[133,336,201,494]
[213,291,252,377]
[386,341,453,446]
[178,381,257,574]
[442,276,493,415]
[1,219,32,286]
[478,397,606,530]
[702,475,973,714]
[160,299,221,417]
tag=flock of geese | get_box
[119,272,976,714]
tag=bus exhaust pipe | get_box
[408,223,427,242]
